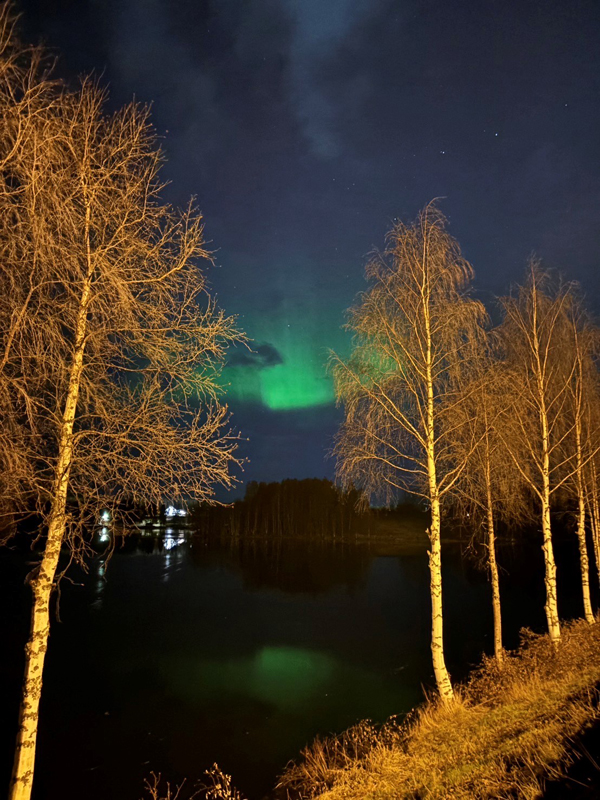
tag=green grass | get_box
[277,619,600,799]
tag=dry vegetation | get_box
[143,766,247,800]
[278,619,600,800]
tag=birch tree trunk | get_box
[426,320,453,702]
[590,462,600,589]
[540,470,561,645]
[575,420,595,624]
[533,283,561,646]
[10,505,68,800]
[485,470,503,664]
[427,497,453,701]
[9,251,93,800]
[576,492,594,624]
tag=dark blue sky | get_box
[21,0,600,495]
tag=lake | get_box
[0,526,593,799]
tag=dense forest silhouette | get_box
[192,478,374,540]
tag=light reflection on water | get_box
[91,559,106,611]
[163,529,185,551]
[161,529,186,582]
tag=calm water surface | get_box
[0,528,590,799]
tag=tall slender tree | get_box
[497,265,583,645]
[332,203,486,702]
[448,360,527,665]
[563,297,599,624]
[0,25,242,800]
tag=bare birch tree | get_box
[448,360,528,665]
[497,265,584,645]
[562,298,599,624]
[332,203,486,702]
[0,25,242,800]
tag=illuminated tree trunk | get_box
[531,284,561,647]
[9,257,92,800]
[485,468,503,664]
[427,497,453,702]
[590,462,600,590]
[575,420,595,624]
[426,333,453,702]
[540,445,561,646]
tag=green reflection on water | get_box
[250,646,334,708]
[159,641,417,728]
[165,646,335,712]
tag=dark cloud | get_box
[227,343,284,370]
[278,0,384,158]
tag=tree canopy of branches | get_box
[497,265,599,645]
[559,289,599,624]
[0,8,242,798]
[447,352,529,664]
[332,203,486,702]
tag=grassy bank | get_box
[277,619,600,800]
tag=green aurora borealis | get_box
[225,338,333,410]
[222,300,349,411]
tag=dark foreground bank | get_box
[275,619,600,800]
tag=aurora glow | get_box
[224,338,333,410]
[222,299,349,411]
[25,0,600,485]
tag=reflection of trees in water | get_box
[451,534,593,634]
[186,479,377,593]
[189,535,373,595]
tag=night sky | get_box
[20,0,600,495]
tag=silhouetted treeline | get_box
[191,478,374,540]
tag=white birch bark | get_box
[9,220,93,800]
[540,434,561,645]
[425,296,454,702]
[590,462,600,590]
[532,281,561,646]
[485,470,503,664]
[575,419,595,624]
[427,501,454,701]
